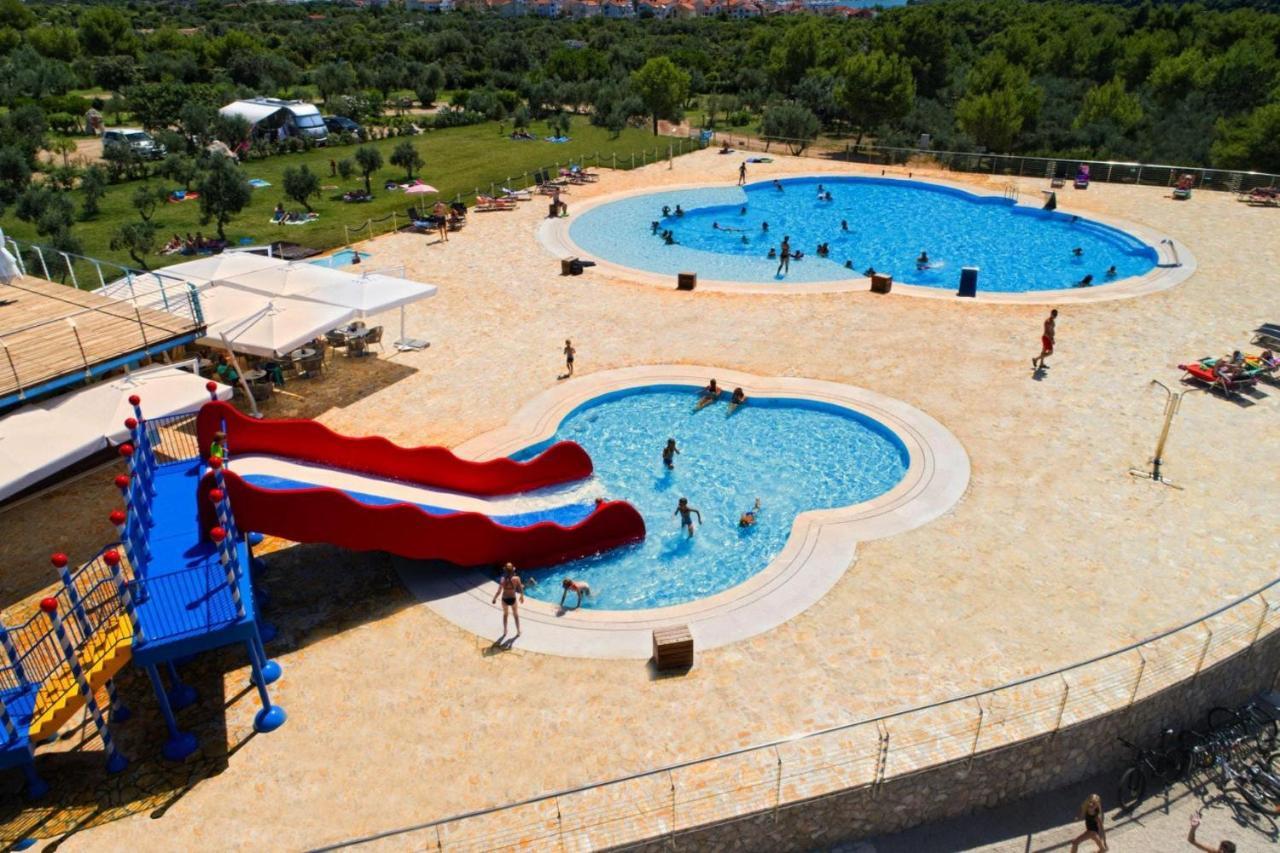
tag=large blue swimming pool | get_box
[514,386,909,610]
[569,177,1158,292]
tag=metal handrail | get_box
[317,571,1280,850]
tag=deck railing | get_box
[319,572,1280,851]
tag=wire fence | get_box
[706,133,1280,194]
[321,573,1280,851]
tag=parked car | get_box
[102,128,167,161]
[323,115,364,140]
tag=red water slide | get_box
[194,401,645,568]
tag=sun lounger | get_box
[1179,361,1257,397]
[1197,357,1267,381]
[1252,323,1280,348]
[475,195,518,212]
[501,187,532,201]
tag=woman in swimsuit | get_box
[728,387,747,413]
[1070,793,1107,852]
[491,562,525,638]
[695,379,720,410]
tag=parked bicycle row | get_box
[1118,695,1280,812]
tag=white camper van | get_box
[219,98,329,145]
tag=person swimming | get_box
[1072,246,1083,257]
[844,259,854,269]
[663,231,676,245]
[712,222,719,229]
[675,204,684,217]
[662,205,671,217]
[728,387,747,413]
[1074,274,1094,287]
[761,221,769,232]
[739,206,747,215]
[741,235,749,244]
[651,221,660,234]
[864,266,876,276]
[773,179,783,191]
[695,379,720,410]
[767,247,777,259]
[662,438,680,470]
[916,250,930,270]
[674,497,702,538]
[739,498,762,528]
[822,191,833,201]
[1105,265,1117,278]
[841,220,849,231]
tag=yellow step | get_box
[28,616,134,742]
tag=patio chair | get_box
[298,353,325,378]
[364,326,384,352]
[326,329,349,350]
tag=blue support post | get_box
[245,639,286,733]
[20,757,49,800]
[165,661,198,710]
[104,678,131,723]
[40,598,128,774]
[145,665,198,762]
[0,697,18,745]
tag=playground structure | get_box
[1,392,643,797]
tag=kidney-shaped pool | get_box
[513,385,909,610]
[568,176,1159,292]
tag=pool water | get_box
[311,249,371,268]
[514,387,909,610]
[569,177,1158,292]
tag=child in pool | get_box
[674,497,702,538]
[662,438,680,469]
[739,498,762,528]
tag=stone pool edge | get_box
[396,365,970,659]
[538,174,1197,304]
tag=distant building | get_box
[603,0,635,17]
[406,0,455,9]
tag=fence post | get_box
[94,260,106,290]
[1251,594,1270,650]
[0,337,23,400]
[66,318,90,377]
[631,153,635,169]
[1128,647,1146,708]
[1194,625,1213,679]
[62,254,78,289]
[612,153,617,170]
[668,769,676,842]
[34,245,50,280]
[968,698,985,770]
[1051,674,1070,741]
[134,305,150,348]
[773,745,783,822]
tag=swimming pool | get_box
[311,249,371,268]
[569,177,1159,292]
[513,386,909,610]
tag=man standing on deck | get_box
[1033,309,1058,370]
[776,236,791,277]
[738,161,747,186]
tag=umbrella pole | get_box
[220,334,262,419]
[394,305,429,352]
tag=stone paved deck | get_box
[2,147,1279,849]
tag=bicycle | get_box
[1209,700,1280,755]
[1117,730,1184,810]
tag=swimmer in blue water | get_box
[841,220,849,231]
[916,250,930,271]
[739,498,762,528]
[675,204,684,217]
[662,438,680,470]
[773,180,783,192]
[662,205,670,217]
[651,221,659,234]
[1105,265,1117,278]
[761,221,769,232]
[674,497,702,538]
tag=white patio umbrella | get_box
[0,406,107,501]
[93,253,288,313]
[160,252,288,284]
[327,273,438,350]
[404,183,439,195]
[222,262,360,300]
[0,227,19,283]
[40,364,233,445]
[197,285,356,358]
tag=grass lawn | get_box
[1,117,695,275]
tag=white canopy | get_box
[295,273,436,318]
[0,364,233,502]
[197,286,356,358]
[221,262,361,300]
[92,253,288,313]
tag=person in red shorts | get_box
[1033,309,1058,370]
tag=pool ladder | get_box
[1002,182,1019,202]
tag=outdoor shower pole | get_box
[1130,379,1184,488]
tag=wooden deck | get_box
[0,275,203,403]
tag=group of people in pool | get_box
[666,380,755,540]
